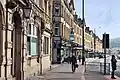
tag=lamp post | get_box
[82,0,85,65]
[70,28,74,55]
[103,33,107,75]
[93,27,101,58]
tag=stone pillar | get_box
[12,11,22,80]
[15,28,22,80]
[0,14,3,77]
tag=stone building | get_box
[95,37,103,53]
[52,0,76,63]
[73,13,83,57]
[0,0,53,80]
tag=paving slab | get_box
[84,71,104,80]
[104,75,120,80]
[43,63,85,80]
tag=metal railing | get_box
[100,63,110,75]
[85,62,111,75]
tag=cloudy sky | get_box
[75,0,120,39]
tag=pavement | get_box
[25,58,120,80]
[104,75,120,80]
[43,63,85,80]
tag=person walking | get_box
[78,55,81,63]
[82,56,85,65]
[111,55,117,79]
[71,54,77,72]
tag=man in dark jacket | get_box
[111,55,117,79]
[82,56,85,65]
[71,54,77,72]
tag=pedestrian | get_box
[111,55,117,79]
[82,56,85,65]
[71,54,77,72]
[78,55,81,63]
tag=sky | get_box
[75,0,120,39]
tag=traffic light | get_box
[102,34,109,48]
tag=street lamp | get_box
[23,5,32,19]
[93,27,101,57]
[69,28,74,55]
[81,0,85,65]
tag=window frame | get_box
[43,36,50,55]
[54,6,60,16]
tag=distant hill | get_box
[110,37,120,48]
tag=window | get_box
[28,24,31,34]
[54,23,59,36]
[31,37,37,55]
[45,1,47,13]
[33,26,37,36]
[27,24,37,56]
[61,6,64,17]
[80,38,82,44]
[74,26,76,33]
[39,0,43,8]
[44,37,49,54]
[49,5,51,17]
[28,24,37,36]
[27,37,31,54]
[77,27,79,34]
[55,6,60,16]
[55,28,59,35]
[80,29,82,35]
[77,37,79,43]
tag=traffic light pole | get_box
[104,33,106,75]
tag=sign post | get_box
[103,33,109,75]
[104,33,106,75]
